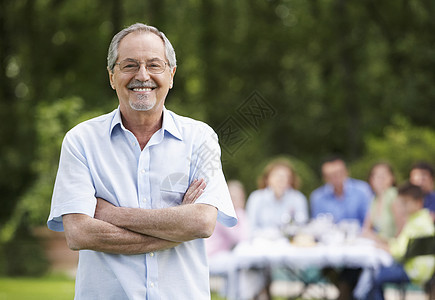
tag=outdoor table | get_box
[210,236,393,299]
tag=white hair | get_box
[107,23,176,71]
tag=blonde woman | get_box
[362,162,405,242]
[246,158,308,236]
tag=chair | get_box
[398,235,435,300]
[402,235,435,261]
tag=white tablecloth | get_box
[209,237,393,299]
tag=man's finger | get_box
[183,178,206,204]
[188,180,206,201]
[184,179,200,199]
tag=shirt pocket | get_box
[159,172,189,208]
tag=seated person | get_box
[245,157,308,300]
[310,156,372,300]
[206,180,249,258]
[310,156,372,227]
[409,161,435,221]
[367,182,435,300]
[362,162,406,242]
[206,180,249,298]
[246,157,309,236]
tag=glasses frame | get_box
[115,58,168,75]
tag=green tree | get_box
[1,97,101,242]
[2,0,435,243]
[351,116,435,183]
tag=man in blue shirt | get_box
[409,161,435,222]
[310,156,372,300]
[48,23,237,299]
[310,156,372,227]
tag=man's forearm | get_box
[95,202,217,242]
[63,214,180,255]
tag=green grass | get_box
[0,276,294,300]
[0,275,75,300]
[0,277,232,300]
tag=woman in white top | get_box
[241,158,309,300]
[246,157,309,236]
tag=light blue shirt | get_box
[47,107,237,300]
[246,187,309,234]
[310,178,372,226]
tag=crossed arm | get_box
[63,179,217,255]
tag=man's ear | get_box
[169,66,177,89]
[108,67,115,90]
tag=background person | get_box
[310,156,372,300]
[310,156,372,227]
[362,162,405,242]
[409,161,435,221]
[206,180,249,298]
[206,180,249,257]
[47,23,237,299]
[244,157,308,300]
[246,157,309,236]
[366,182,435,300]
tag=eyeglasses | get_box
[115,58,168,74]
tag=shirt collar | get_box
[161,107,183,141]
[408,208,428,222]
[109,107,123,134]
[109,106,183,141]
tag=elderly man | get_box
[47,23,237,299]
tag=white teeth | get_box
[133,88,153,92]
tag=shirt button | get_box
[150,252,154,257]
[150,282,154,288]
[140,169,145,174]
[142,198,147,203]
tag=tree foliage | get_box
[351,116,435,184]
[1,0,435,237]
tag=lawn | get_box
[0,276,290,299]
[0,276,75,300]
[0,276,230,300]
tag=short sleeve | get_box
[47,132,97,231]
[190,126,237,227]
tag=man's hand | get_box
[182,178,207,205]
[92,178,215,242]
[95,178,206,221]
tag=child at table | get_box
[366,182,435,300]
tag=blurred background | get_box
[0,0,435,289]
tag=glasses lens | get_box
[119,60,140,73]
[118,59,166,74]
[146,60,166,74]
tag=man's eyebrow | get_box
[121,58,138,62]
[122,57,164,62]
[147,57,165,62]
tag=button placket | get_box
[137,148,150,208]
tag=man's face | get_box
[409,169,434,193]
[322,160,348,189]
[108,32,176,115]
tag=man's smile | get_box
[131,87,155,92]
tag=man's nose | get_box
[135,64,151,81]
